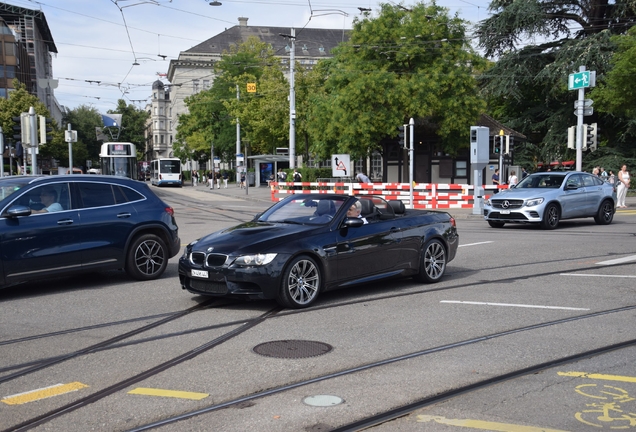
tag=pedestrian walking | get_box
[222,170,229,188]
[192,169,198,187]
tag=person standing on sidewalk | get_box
[222,170,229,188]
[617,164,630,208]
[192,169,198,187]
[492,169,500,194]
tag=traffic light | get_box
[504,135,510,154]
[39,116,53,144]
[567,126,576,149]
[492,136,500,154]
[12,113,30,147]
[584,123,598,151]
[398,125,407,148]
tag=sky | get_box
[11,0,493,114]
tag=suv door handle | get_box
[57,219,74,225]
[117,213,132,218]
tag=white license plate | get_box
[191,269,209,278]
[500,210,510,214]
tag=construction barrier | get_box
[270,182,507,209]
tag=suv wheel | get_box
[126,234,168,280]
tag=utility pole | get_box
[29,107,37,174]
[288,28,296,169]
[236,84,241,184]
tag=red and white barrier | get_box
[270,182,509,209]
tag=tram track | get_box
[4,306,283,432]
[120,305,636,431]
[2,257,633,380]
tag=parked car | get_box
[179,194,458,308]
[0,175,180,289]
[483,171,615,229]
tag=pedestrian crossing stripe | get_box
[1,382,88,405]
[128,387,209,400]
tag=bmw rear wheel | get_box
[278,255,321,309]
[414,239,447,283]
[125,234,168,280]
[541,203,560,230]
[594,199,614,225]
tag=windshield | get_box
[0,177,32,202]
[258,196,347,225]
[515,174,565,189]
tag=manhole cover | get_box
[253,340,333,359]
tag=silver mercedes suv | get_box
[483,171,616,229]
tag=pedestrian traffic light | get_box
[584,123,598,152]
[39,116,53,144]
[492,136,500,154]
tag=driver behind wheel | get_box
[32,187,63,213]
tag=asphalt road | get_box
[1,184,635,432]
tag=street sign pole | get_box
[575,66,585,171]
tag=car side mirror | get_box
[342,217,365,228]
[5,205,32,218]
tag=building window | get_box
[371,152,382,180]
[169,120,172,131]
[160,135,164,144]
[154,120,158,129]
[154,135,158,144]
[203,80,210,90]
[154,106,158,115]
[5,65,15,79]
[159,107,163,115]
[193,79,199,93]
[4,42,14,56]
[455,160,467,178]
[153,92,157,99]
[169,108,172,117]
[159,120,164,129]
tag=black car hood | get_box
[193,221,321,254]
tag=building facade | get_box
[0,2,61,123]
[143,80,172,161]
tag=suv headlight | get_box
[525,198,544,207]
[234,253,277,266]
[484,198,491,206]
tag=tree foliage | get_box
[108,99,149,158]
[305,3,486,159]
[62,105,102,164]
[476,0,636,165]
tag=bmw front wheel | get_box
[278,255,321,309]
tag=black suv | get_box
[0,175,180,289]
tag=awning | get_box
[561,160,575,167]
[550,161,560,166]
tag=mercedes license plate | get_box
[191,269,208,278]
[501,210,510,214]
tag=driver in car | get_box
[32,188,63,213]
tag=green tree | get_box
[108,99,149,158]
[476,0,636,164]
[62,105,102,164]
[177,37,286,165]
[0,80,71,169]
[305,3,486,159]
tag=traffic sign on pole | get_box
[568,71,590,90]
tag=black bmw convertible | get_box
[178,194,458,308]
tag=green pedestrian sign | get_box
[569,71,590,90]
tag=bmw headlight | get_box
[182,240,199,257]
[525,198,544,207]
[234,253,277,266]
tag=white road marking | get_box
[561,273,636,278]
[440,300,589,311]
[595,255,636,265]
[458,241,494,248]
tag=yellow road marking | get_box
[417,415,569,431]
[1,382,88,405]
[558,371,636,383]
[128,387,209,400]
